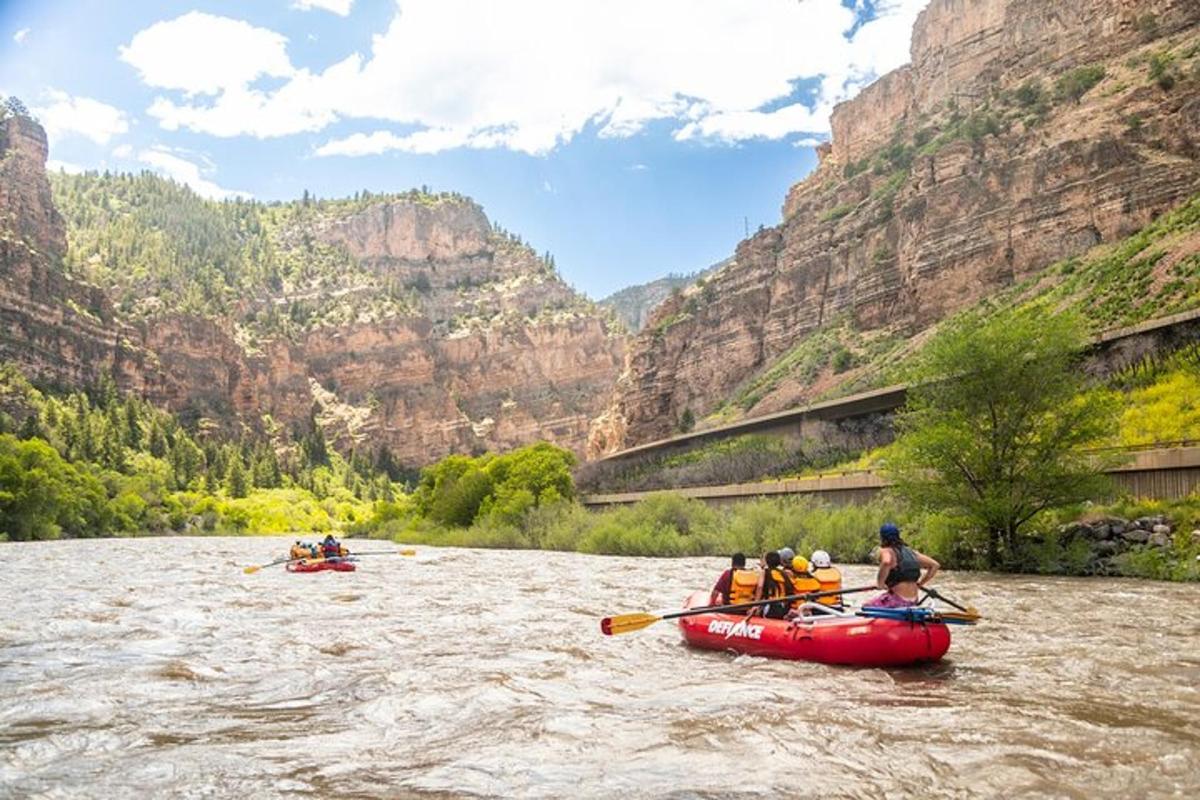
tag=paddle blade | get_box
[600,613,661,636]
[243,565,262,574]
[399,549,416,556]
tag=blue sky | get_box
[0,0,926,299]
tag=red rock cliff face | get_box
[0,115,154,393]
[591,0,1200,455]
[1,114,625,464]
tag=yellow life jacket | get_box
[729,569,759,605]
[786,570,822,608]
[338,544,349,557]
[763,568,792,600]
[811,566,843,606]
[289,545,308,559]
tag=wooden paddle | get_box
[243,548,416,574]
[601,585,877,636]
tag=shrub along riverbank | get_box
[371,493,1200,581]
[352,469,1200,581]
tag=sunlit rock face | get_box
[590,0,1200,455]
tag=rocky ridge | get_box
[599,259,731,332]
[590,0,1200,455]
[1,112,625,464]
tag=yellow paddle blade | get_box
[940,610,982,624]
[399,549,416,556]
[243,565,262,574]
[600,612,661,636]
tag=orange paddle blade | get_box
[600,613,661,636]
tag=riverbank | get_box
[366,493,1200,582]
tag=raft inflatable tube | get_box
[286,558,357,573]
[677,591,950,667]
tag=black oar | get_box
[601,585,877,636]
[922,587,979,616]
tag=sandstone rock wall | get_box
[1,114,625,464]
[592,0,1200,454]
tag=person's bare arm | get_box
[876,549,895,589]
[916,552,940,586]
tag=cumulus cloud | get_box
[137,147,251,200]
[293,0,354,15]
[124,0,929,155]
[119,11,293,95]
[32,90,130,145]
[13,28,30,45]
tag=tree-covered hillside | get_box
[0,363,409,540]
[48,171,572,345]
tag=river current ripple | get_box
[0,538,1197,798]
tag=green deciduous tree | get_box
[885,309,1120,567]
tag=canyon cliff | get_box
[590,0,1200,456]
[0,112,624,464]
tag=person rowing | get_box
[864,522,939,609]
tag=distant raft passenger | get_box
[865,523,939,609]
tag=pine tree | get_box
[225,456,248,498]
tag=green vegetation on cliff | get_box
[47,171,570,344]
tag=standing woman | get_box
[866,523,939,609]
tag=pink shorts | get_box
[864,591,916,609]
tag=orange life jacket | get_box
[289,545,309,560]
[763,568,793,600]
[729,569,759,605]
[786,570,822,609]
[811,566,843,606]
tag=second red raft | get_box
[677,591,950,667]
[286,559,357,573]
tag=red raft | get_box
[676,591,950,667]
[286,558,357,573]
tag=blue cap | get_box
[879,522,901,542]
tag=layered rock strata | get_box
[591,0,1200,455]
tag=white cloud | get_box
[13,28,30,45]
[628,163,648,171]
[46,159,85,174]
[293,0,354,16]
[137,147,251,200]
[792,136,827,148]
[111,143,134,159]
[125,0,929,155]
[32,90,130,146]
[119,11,293,95]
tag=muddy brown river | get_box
[1,538,1198,798]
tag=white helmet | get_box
[810,550,832,569]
